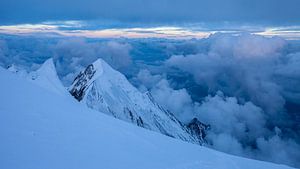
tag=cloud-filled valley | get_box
[1,33,300,168]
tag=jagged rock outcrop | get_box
[69,64,96,101]
[187,118,210,144]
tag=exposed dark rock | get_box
[124,107,145,128]
[187,118,210,144]
[137,116,144,127]
[69,64,96,101]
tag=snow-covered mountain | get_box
[69,58,207,144]
[7,58,68,96]
[0,60,295,169]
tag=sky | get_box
[1,0,300,39]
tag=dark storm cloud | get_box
[1,0,300,26]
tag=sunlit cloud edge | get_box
[1,21,300,40]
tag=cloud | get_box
[207,133,244,156]
[133,69,194,122]
[256,135,300,167]
[195,92,267,141]
[274,52,300,104]
[136,69,163,90]
[166,34,289,116]
[53,38,132,84]
[99,41,132,69]
[209,33,286,58]
[135,66,300,167]
[0,36,132,84]
[140,33,300,167]
[150,79,195,122]
[191,92,266,156]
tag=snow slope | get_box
[29,58,68,96]
[0,64,295,169]
[7,58,68,96]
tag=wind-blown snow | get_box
[0,63,295,169]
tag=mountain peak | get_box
[30,58,67,96]
[69,59,102,101]
[69,58,127,101]
[6,58,66,96]
[35,58,56,78]
[91,58,104,69]
[91,58,124,80]
[90,58,104,75]
[69,59,206,144]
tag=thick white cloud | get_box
[275,52,300,103]
[196,91,299,167]
[53,38,132,84]
[0,36,133,85]
[195,92,267,141]
[136,69,162,90]
[135,68,300,167]
[256,135,300,167]
[210,33,286,58]
[161,34,300,167]
[135,69,194,122]
[166,34,289,116]
[207,133,244,156]
[150,79,195,122]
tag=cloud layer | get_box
[1,33,300,167]
[0,36,132,84]
[133,34,300,167]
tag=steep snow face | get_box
[0,65,295,169]
[7,58,67,96]
[69,59,200,143]
[29,58,68,96]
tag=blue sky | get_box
[1,0,300,39]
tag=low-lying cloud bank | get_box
[1,33,300,167]
[53,38,132,83]
[0,36,132,85]
[134,34,300,167]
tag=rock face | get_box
[187,118,210,144]
[69,64,95,101]
[69,58,208,144]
